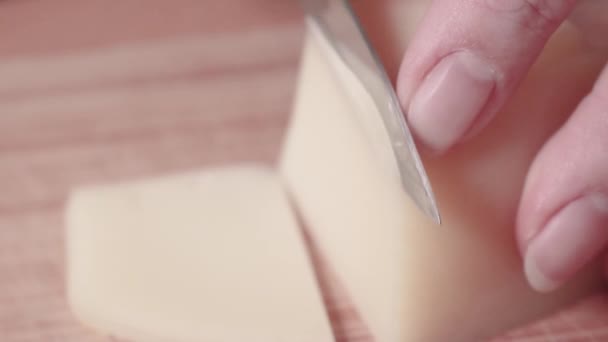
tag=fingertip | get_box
[523,194,608,293]
[524,252,561,293]
[405,52,497,153]
[515,163,546,256]
[395,0,575,154]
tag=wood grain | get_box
[1,0,607,341]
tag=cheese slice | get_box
[66,166,334,342]
[280,24,603,342]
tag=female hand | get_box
[397,0,608,292]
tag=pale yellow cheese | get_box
[280,23,604,342]
[66,166,334,342]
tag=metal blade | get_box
[298,0,441,224]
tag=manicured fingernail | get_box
[408,52,496,152]
[524,194,608,292]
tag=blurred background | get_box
[0,1,307,340]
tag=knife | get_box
[298,0,441,224]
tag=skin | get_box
[395,0,608,292]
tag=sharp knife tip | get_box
[429,205,442,226]
[418,186,442,226]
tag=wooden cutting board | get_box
[2,1,607,341]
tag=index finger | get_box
[397,0,578,152]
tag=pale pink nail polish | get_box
[524,194,608,292]
[408,52,496,152]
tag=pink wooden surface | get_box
[2,1,608,341]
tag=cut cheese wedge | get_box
[280,23,604,342]
[66,166,334,342]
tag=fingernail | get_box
[524,194,608,292]
[408,52,496,152]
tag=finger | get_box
[517,63,608,293]
[397,0,578,152]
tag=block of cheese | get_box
[66,166,334,342]
[280,22,604,342]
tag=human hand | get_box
[396,0,608,292]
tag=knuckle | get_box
[521,0,574,25]
[482,0,575,31]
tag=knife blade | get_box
[298,0,441,224]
